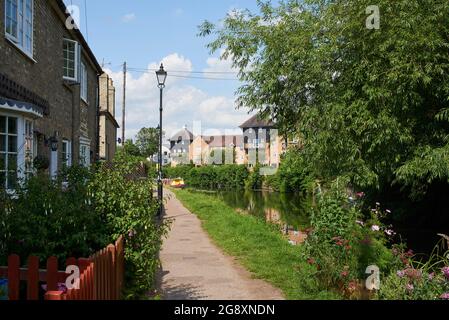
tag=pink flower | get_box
[405,249,414,257]
[441,293,449,300]
[386,209,392,214]
[442,267,449,280]
[397,270,405,278]
[356,220,365,226]
[307,258,315,265]
[356,192,365,198]
[406,283,414,292]
[428,272,435,281]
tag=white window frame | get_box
[63,38,80,81]
[0,113,34,190]
[24,119,34,179]
[80,61,88,102]
[4,0,34,58]
[61,140,72,168]
[79,143,90,167]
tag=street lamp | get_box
[156,63,167,217]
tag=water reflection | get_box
[197,189,312,245]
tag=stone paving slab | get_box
[158,190,285,300]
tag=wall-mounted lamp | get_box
[50,136,58,152]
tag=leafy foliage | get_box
[264,148,314,193]
[200,0,449,197]
[135,127,163,158]
[0,167,108,266]
[89,156,170,298]
[164,164,249,190]
[376,240,449,300]
[117,139,142,158]
[302,179,395,298]
[1,157,168,299]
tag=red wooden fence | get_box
[0,236,124,300]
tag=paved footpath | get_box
[158,189,285,300]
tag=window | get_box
[62,140,72,169]
[80,62,88,102]
[0,116,18,189]
[63,38,80,81]
[24,119,34,179]
[5,0,33,56]
[80,144,90,167]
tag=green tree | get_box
[117,139,142,157]
[135,127,163,158]
[199,0,449,197]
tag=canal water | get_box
[192,189,312,245]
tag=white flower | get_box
[371,225,380,232]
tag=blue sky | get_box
[64,0,266,140]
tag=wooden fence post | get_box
[27,256,39,300]
[8,255,20,300]
[46,257,58,291]
[107,244,116,300]
[115,236,124,299]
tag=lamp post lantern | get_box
[156,63,167,217]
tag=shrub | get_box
[245,163,264,190]
[1,157,168,299]
[302,178,396,298]
[89,156,170,298]
[263,149,315,194]
[376,240,449,300]
[0,166,108,266]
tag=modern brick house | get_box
[169,126,193,167]
[239,114,284,168]
[0,0,103,189]
[98,72,119,162]
[189,135,245,166]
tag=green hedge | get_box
[164,164,249,190]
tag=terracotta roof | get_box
[170,127,194,141]
[239,114,275,129]
[203,135,243,148]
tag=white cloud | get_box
[202,49,239,80]
[122,13,136,23]
[105,53,252,142]
[173,8,184,17]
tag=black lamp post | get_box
[156,63,167,217]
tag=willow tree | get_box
[199,0,449,196]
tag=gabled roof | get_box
[239,114,275,129]
[170,127,194,141]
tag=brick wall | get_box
[99,73,118,161]
[0,0,100,169]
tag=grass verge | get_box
[171,188,339,300]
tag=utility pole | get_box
[122,62,126,147]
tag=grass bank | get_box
[171,188,339,300]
